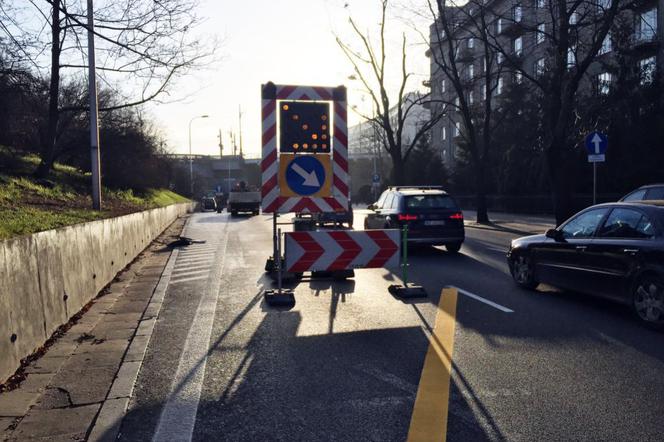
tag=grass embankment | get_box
[0,150,189,239]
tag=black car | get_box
[620,184,664,202]
[507,202,664,327]
[364,186,464,252]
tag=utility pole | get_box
[217,129,223,158]
[238,105,244,157]
[87,0,101,210]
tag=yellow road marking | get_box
[407,288,458,442]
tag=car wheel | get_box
[510,253,538,290]
[446,242,462,253]
[632,274,664,329]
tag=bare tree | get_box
[484,0,622,224]
[0,0,216,177]
[337,0,444,185]
[422,0,510,223]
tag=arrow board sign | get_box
[284,230,401,273]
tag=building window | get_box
[595,72,612,94]
[514,37,523,56]
[514,71,523,84]
[535,58,546,77]
[481,82,486,100]
[468,37,475,49]
[454,122,460,137]
[567,45,576,68]
[468,64,475,79]
[496,18,503,33]
[497,52,504,64]
[441,79,446,93]
[537,0,546,8]
[640,56,656,85]
[537,23,546,44]
[496,76,504,95]
[513,5,523,22]
[598,33,612,55]
[483,58,487,72]
[455,96,460,107]
[442,126,447,140]
[597,0,611,12]
[636,8,657,42]
[570,11,578,25]
[469,90,474,104]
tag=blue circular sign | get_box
[286,155,326,196]
[372,173,380,183]
[584,131,608,155]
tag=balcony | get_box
[502,20,526,37]
[458,47,475,62]
[632,32,660,53]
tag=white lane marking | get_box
[153,223,228,442]
[178,252,216,258]
[449,286,514,313]
[173,265,211,273]
[169,275,210,285]
[171,268,210,277]
[176,257,213,263]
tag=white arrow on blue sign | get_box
[584,131,608,155]
[285,155,326,196]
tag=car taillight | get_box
[398,214,418,221]
[449,212,463,220]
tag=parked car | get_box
[507,201,664,328]
[620,184,664,202]
[201,196,217,212]
[364,186,464,252]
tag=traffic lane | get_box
[194,214,439,441]
[119,212,230,442]
[395,226,664,440]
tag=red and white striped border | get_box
[261,83,349,213]
[284,230,400,273]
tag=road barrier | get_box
[0,202,194,383]
[284,229,400,273]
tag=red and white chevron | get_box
[284,230,400,273]
[261,83,349,213]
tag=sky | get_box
[147,0,432,159]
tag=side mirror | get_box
[367,204,375,210]
[545,228,562,241]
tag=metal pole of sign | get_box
[402,225,409,287]
[273,213,278,263]
[87,0,101,210]
[277,228,283,293]
[593,162,597,205]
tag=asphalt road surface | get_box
[116,210,664,441]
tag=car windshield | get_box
[405,195,456,210]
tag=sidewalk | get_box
[0,216,186,442]
[462,210,555,235]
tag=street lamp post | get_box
[188,114,209,197]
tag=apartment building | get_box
[347,91,430,160]
[428,0,662,169]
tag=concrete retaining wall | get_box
[0,202,194,383]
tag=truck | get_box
[228,181,261,216]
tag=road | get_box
[114,210,664,441]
